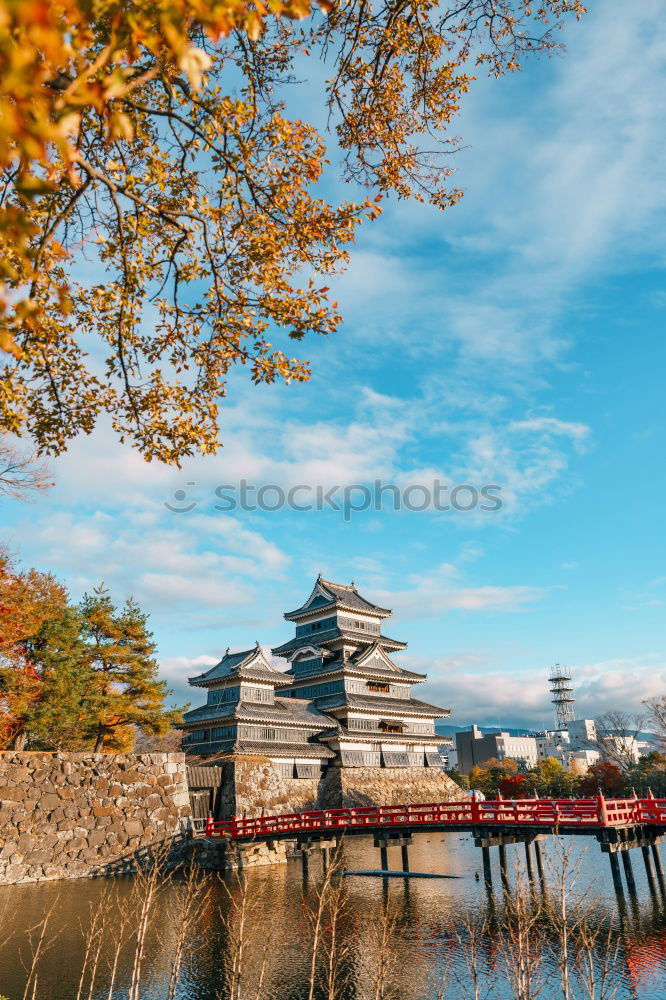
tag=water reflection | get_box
[0,833,664,1000]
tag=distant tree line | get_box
[0,549,184,751]
[449,751,666,800]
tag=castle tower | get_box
[181,576,453,775]
[272,576,450,767]
[548,664,575,729]
[180,644,334,777]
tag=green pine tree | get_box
[26,605,95,750]
[80,586,184,751]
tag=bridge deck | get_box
[205,796,666,843]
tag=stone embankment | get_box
[319,765,469,809]
[0,751,468,881]
[202,756,467,818]
[214,757,320,818]
[0,752,191,885]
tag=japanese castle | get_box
[181,576,450,776]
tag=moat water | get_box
[1,833,665,1000]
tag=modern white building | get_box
[567,718,597,749]
[535,719,600,770]
[456,725,538,775]
[535,730,568,761]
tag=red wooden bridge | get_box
[205,795,666,894]
[205,794,666,842]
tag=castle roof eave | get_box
[188,645,291,688]
[284,576,392,621]
[188,668,292,689]
[282,664,426,688]
[182,695,332,728]
[316,726,448,746]
[271,629,407,657]
[311,692,451,718]
[233,740,335,759]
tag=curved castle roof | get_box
[284,575,392,621]
[189,644,291,688]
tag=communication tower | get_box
[548,664,575,729]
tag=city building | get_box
[566,749,600,774]
[599,733,641,765]
[534,728,600,771]
[535,729,569,762]
[538,669,600,769]
[181,576,451,774]
[567,718,597,750]
[455,725,538,775]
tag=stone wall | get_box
[209,758,467,815]
[213,757,320,819]
[0,752,468,883]
[0,752,191,885]
[191,836,293,870]
[319,765,469,809]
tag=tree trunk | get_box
[13,730,27,750]
[94,727,105,753]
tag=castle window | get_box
[186,729,209,743]
[293,657,322,676]
[379,721,404,734]
[295,763,318,779]
[338,617,380,634]
[295,617,336,637]
[208,687,240,705]
[211,726,235,741]
[244,686,274,703]
[368,682,390,693]
[239,726,308,741]
[347,718,375,731]
[288,680,344,699]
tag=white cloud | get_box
[333,0,666,383]
[420,654,666,730]
[159,654,218,686]
[13,508,287,622]
[372,562,550,620]
[508,418,590,446]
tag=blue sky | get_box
[2,0,665,730]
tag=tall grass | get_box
[0,844,629,1000]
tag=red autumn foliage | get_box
[579,761,625,797]
[499,774,529,799]
[0,548,68,747]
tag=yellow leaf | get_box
[178,47,212,90]
[0,328,24,360]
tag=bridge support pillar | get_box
[482,846,492,888]
[373,832,412,873]
[609,852,624,897]
[322,847,330,872]
[533,839,545,887]
[642,846,657,895]
[498,843,509,889]
[651,844,665,889]
[524,841,535,883]
[621,850,637,895]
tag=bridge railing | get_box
[204,796,666,841]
